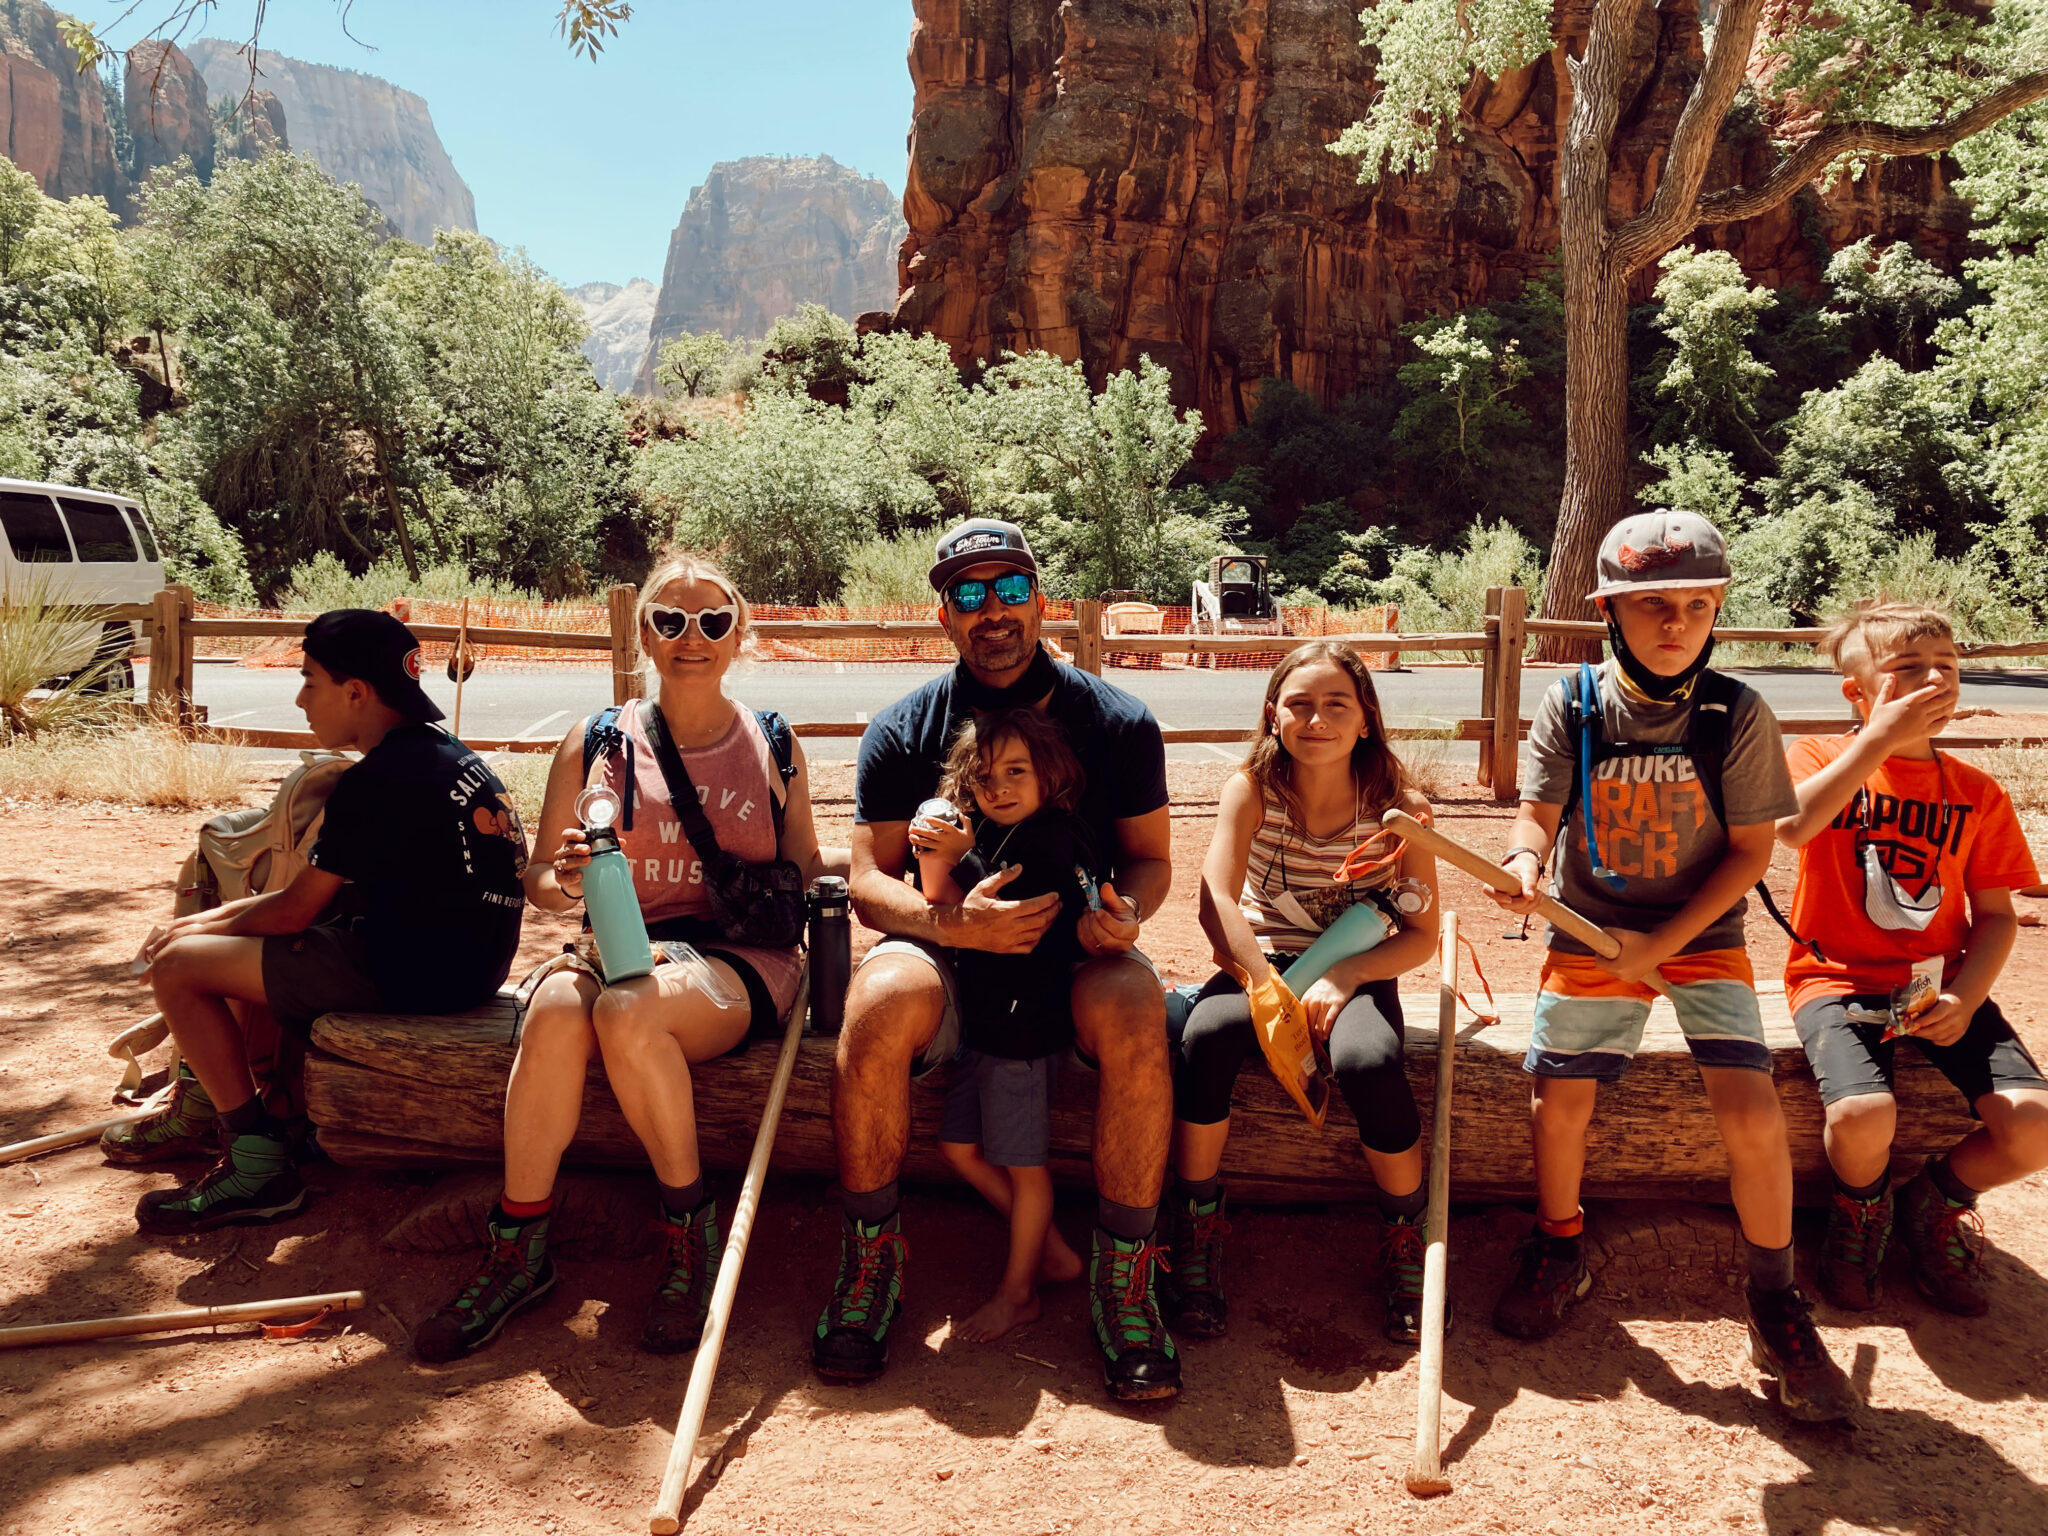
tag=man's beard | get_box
[961,618,1034,674]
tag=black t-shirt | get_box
[308,724,527,1011]
[855,655,1169,868]
[953,808,1099,1059]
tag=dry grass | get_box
[1961,745,2048,853]
[490,751,553,829]
[1397,727,1458,802]
[0,724,251,810]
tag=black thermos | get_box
[807,876,851,1033]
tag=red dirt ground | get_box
[5,762,2048,1536]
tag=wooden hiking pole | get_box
[648,978,811,1534]
[1381,811,1619,959]
[1407,910,1459,1498]
[0,1109,155,1166]
[452,597,470,739]
[0,1291,364,1348]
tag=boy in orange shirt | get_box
[1777,598,2048,1316]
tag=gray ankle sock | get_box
[1746,1237,1796,1294]
[658,1176,706,1219]
[1928,1153,1979,1207]
[1377,1184,1428,1222]
[1173,1174,1222,1208]
[1834,1169,1888,1203]
[1098,1197,1157,1243]
[842,1180,899,1228]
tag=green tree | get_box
[1824,237,1962,366]
[656,330,734,399]
[1645,248,1776,455]
[1334,0,2048,650]
[758,303,860,400]
[1392,312,1530,471]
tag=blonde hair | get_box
[1819,594,1955,677]
[634,549,752,695]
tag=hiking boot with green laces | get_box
[1158,1188,1229,1340]
[1380,1210,1454,1345]
[812,1213,907,1382]
[1817,1188,1893,1311]
[413,1212,558,1363]
[1491,1229,1592,1340]
[1899,1168,1990,1317]
[642,1199,722,1355]
[133,1128,304,1236]
[102,1066,218,1165]
[1746,1282,1859,1423]
[1088,1227,1180,1402]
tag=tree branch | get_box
[1608,0,1768,275]
[1696,71,2048,227]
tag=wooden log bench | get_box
[302,985,1976,1206]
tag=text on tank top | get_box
[600,702,783,926]
[1239,778,1391,955]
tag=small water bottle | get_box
[576,786,653,984]
[807,875,851,1034]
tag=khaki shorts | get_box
[859,937,1161,1079]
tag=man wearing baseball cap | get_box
[1486,511,1857,1421]
[127,609,527,1238]
[814,517,1183,1403]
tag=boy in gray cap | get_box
[1488,512,1857,1423]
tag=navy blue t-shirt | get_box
[308,723,527,1011]
[854,655,1169,873]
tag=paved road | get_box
[154,657,2048,770]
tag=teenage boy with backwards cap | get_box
[1489,512,1857,1422]
[817,518,1181,1402]
[1776,597,2048,1316]
[128,610,528,1236]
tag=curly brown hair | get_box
[1242,641,1408,826]
[936,708,1085,821]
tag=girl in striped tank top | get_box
[1160,642,1443,1344]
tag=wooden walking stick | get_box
[1406,910,1459,1498]
[451,596,471,740]
[1381,811,1619,959]
[0,1291,364,1348]
[0,1109,155,1166]
[648,976,811,1535]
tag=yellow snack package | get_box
[1231,963,1329,1131]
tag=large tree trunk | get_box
[1543,266,1632,660]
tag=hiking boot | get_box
[1491,1229,1592,1340]
[101,1068,217,1164]
[1899,1168,1990,1317]
[413,1212,558,1364]
[1746,1283,1859,1423]
[1817,1188,1893,1311]
[642,1200,722,1355]
[1380,1211,1454,1345]
[812,1213,907,1382]
[1158,1188,1229,1340]
[1088,1227,1180,1402]
[134,1130,305,1236]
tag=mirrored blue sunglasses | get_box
[945,571,1036,613]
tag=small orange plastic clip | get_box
[260,1305,334,1340]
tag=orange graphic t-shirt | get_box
[1783,735,2039,1013]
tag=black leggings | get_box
[1172,971,1420,1154]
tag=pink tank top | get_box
[595,700,802,1015]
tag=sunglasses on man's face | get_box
[646,603,738,643]
[945,571,1036,614]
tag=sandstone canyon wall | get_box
[894,0,1973,435]
[634,155,906,393]
[573,279,658,393]
[0,2,127,205]
[187,39,475,242]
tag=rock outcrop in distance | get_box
[187,38,475,242]
[572,279,658,393]
[633,155,905,394]
[894,0,1973,436]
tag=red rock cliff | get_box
[0,1,125,204]
[894,0,1971,435]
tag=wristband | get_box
[1500,846,1545,868]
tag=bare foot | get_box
[956,1288,1041,1342]
[1039,1228,1084,1285]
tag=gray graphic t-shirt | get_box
[1524,662,1797,955]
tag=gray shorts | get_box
[859,936,1162,1080]
[261,924,385,1035]
[940,1049,1062,1167]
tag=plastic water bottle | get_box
[808,876,852,1033]
[576,786,653,983]
[1281,900,1392,993]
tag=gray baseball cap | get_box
[929,518,1039,591]
[1589,511,1731,600]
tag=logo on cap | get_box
[1617,536,1693,573]
[403,647,423,680]
[952,531,1004,555]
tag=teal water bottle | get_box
[576,786,653,983]
[1281,900,1392,993]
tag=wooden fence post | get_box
[608,585,640,705]
[1075,598,1103,677]
[1476,588,1502,790]
[1490,586,1528,804]
[147,584,179,719]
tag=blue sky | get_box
[106,1,917,287]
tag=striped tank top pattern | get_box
[1238,781,1390,956]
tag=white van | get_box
[0,478,169,681]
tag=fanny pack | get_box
[642,700,807,950]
